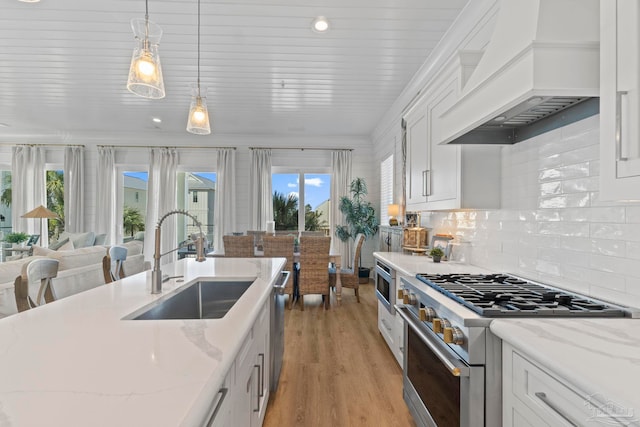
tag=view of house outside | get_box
[272,173,330,234]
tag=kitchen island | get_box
[0,257,285,426]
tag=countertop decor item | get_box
[428,247,444,262]
[387,204,400,226]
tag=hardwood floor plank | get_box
[264,283,416,427]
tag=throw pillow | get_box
[48,237,70,251]
[59,231,96,248]
[58,239,75,251]
[94,233,107,246]
[32,246,55,257]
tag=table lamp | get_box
[21,205,58,242]
[388,204,400,226]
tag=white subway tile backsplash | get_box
[422,116,640,308]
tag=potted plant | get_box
[429,247,444,263]
[335,178,379,283]
[4,232,30,247]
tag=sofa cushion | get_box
[59,231,96,249]
[44,246,107,271]
[123,240,144,256]
[48,237,71,251]
[94,233,107,246]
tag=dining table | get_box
[207,249,344,306]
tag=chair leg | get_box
[300,295,304,311]
[355,287,360,303]
[324,293,330,309]
[287,293,292,310]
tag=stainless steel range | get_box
[396,273,631,427]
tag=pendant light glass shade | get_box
[127,18,165,99]
[187,85,211,135]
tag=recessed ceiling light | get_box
[494,115,507,122]
[152,117,162,123]
[312,16,330,33]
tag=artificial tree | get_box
[335,178,379,280]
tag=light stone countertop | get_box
[0,256,285,427]
[491,318,640,424]
[373,251,492,277]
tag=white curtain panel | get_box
[330,150,352,266]
[64,146,85,233]
[249,148,273,230]
[213,148,236,252]
[96,146,116,245]
[11,146,46,241]
[144,148,178,265]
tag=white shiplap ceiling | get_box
[0,0,468,139]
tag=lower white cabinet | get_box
[377,301,404,366]
[503,342,629,427]
[208,300,270,427]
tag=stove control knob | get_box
[402,290,410,304]
[420,307,436,322]
[443,327,465,345]
[408,293,417,305]
[433,318,451,334]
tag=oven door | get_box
[396,306,484,427]
[375,262,394,313]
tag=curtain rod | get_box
[249,147,353,151]
[0,143,85,147]
[96,145,236,150]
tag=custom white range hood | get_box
[437,0,600,145]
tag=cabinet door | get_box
[405,99,429,208]
[252,302,270,427]
[600,0,640,199]
[206,370,233,427]
[426,77,460,208]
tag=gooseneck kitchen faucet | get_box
[152,210,206,294]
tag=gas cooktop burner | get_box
[415,273,627,317]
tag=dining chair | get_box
[300,231,325,237]
[14,258,60,312]
[298,236,331,310]
[329,233,365,303]
[246,230,266,250]
[223,235,255,257]
[102,245,128,283]
[262,235,295,309]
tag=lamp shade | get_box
[387,204,400,216]
[127,18,165,99]
[186,89,211,135]
[21,205,58,219]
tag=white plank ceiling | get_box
[0,0,468,138]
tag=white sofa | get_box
[0,241,146,317]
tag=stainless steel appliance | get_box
[396,273,631,427]
[270,270,290,391]
[375,259,395,313]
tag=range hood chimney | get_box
[437,0,600,145]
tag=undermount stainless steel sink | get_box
[124,279,255,320]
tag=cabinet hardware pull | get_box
[380,318,392,331]
[205,388,228,427]
[421,170,427,196]
[534,392,578,426]
[616,91,629,161]
[254,365,261,412]
[258,353,265,398]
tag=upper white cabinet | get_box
[404,63,501,212]
[600,0,640,200]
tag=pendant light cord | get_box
[197,0,201,96]
[144,0,149,39]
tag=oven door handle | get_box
[396,306,470,378]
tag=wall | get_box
[422,115,640,309]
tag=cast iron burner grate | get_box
[415,273,626,317]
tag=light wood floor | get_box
[263,281,416,427]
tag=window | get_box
[46,169,64,238]
[177,172,215,246]
[0,169,11,237]
[121,171,148,241]
[380,154,394,225]
[272,172,331,233]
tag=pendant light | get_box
[186,0,211,135]
[127,0,165,99]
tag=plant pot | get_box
[432,256,442,263]
[358,267,370,284]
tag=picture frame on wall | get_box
[431,235,453,259]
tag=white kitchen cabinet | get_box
[377,290,404,366]
[205,369,233,427]
[502,342,629,427]
[600,0,640,200]
[404,71,501,212]
[224,300,270,427]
